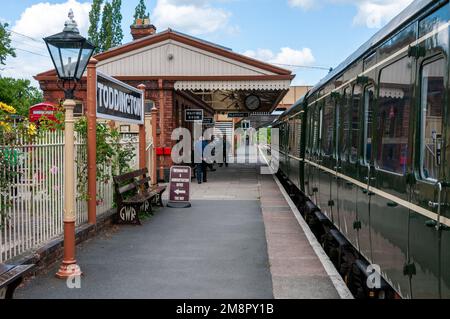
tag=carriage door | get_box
[409,5,450,298]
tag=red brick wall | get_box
[39,77,213,175]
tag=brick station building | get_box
[35,20,294,179]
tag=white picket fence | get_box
[0,131,139,262]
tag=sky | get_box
[0,0,415,87]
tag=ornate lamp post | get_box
[44,9,95,279]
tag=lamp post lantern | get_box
[44,9,95,99]
[44,9,95,279]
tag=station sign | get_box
[203,117,214,125]
[228,112,250,118]
[185,109,204,122]
[168,166,192,208]
[96,72,144,125]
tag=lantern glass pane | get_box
[76,47,94,79]
[47,42,82,79]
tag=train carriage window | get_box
[312,106,321,154]
[363,85,375,165]
[296,113,302,158]
[341,87,351,161]
[322,101,334,156]
[305,110,311,154]
[350,85,361,163]
[377,57,412,175]
[335,100,340,160]
[420,58,445,181]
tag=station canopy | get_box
[40,29,295,114]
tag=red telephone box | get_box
[29,103,59,123]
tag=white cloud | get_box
[243,47,315,68]
[2,0,91,84]
[288,0,316,10]
[243,47,316,85]
[289,0,414,28]
[152,0,233,35]
[351,0,414,28]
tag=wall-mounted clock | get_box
[245,94,261,111]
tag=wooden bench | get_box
[0,264,34,299]
[113,168,166,225]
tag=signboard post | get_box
[167,166,192,208]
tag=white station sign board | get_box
[96,72,144,125]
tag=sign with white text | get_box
[168,166,192,207]
[185,109,204,122]
[96,72,144,124]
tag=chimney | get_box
[131,18,157,41]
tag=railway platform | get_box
[15,162,351,299]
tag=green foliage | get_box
[0,22,15,66]
[0,102,40,225]
[74,117,136,201]
[99,2,113,53]
[88,0,123,54]
[134,0,150,21]
[88,0,103,54]
[0,77,43,116]
[112,0,124,47]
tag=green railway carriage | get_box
[273,0,450,298]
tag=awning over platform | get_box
[174,80,292,91]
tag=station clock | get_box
[245,94,261,111]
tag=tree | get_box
[111,0,123,47]
[0,77,43,117]
[88,0,103,54]
[134,0,149,22]
[88,0,123,53]
[99,2,113,52]
[0,23,15,66]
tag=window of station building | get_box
[377,57,412,175]
[350,85,361,163]
[74,101,84,117]
[321,100,334,156]
[420,58,445,182]
[144,100,155,113]
[363,85,375,165]
[340,87,351,161]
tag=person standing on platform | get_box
[220,135,231,168]
[194,136,205,184]
[202,137,209,183]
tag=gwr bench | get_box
[113,168,166,225]
[0,264,34,299]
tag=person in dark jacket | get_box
[219,135,231,167]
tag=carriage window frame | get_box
[334,98,340,160]
[321,100,334,157]
[419,56,446,183]
[305,107,312,155]
[376,56,413,176]
[363,84,375,166]
[340,87,352,162]
[350,85,362,164]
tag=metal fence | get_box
[0,131,139,262]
